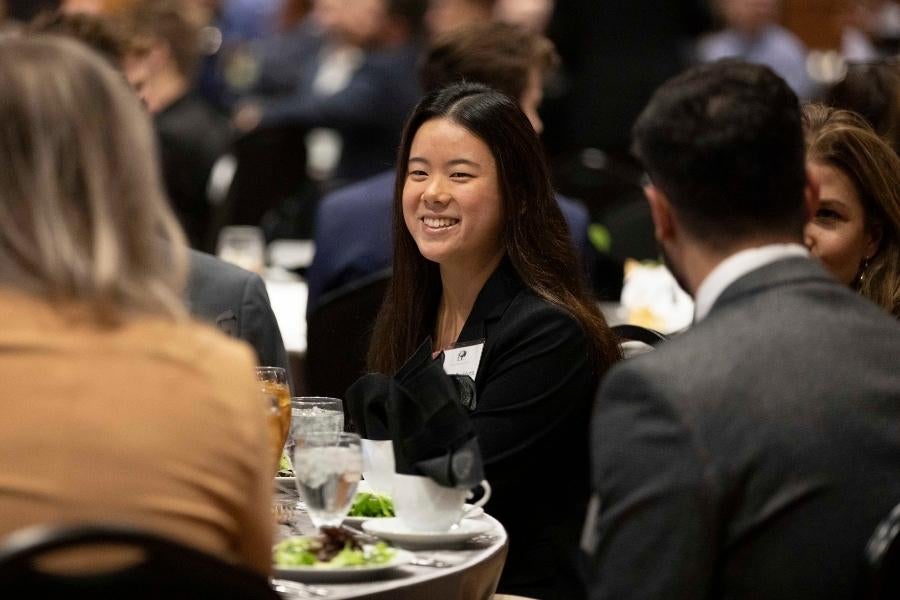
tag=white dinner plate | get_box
[273,547,413,582]
[361,518,493,549]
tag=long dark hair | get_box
[368,82,621,373]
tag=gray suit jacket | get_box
[588,257,900,600]
[186,250,290,378]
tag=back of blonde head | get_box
[0,34,187,321]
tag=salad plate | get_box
[361,518,493,549]
[274,549,413,582]
[273,537,413,582]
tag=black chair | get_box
[305,270,391,417]
[611,324,668,347]
[0,524,279,599]
[207,124,317,252]
[865,501,900,599]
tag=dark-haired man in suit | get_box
[587,60,900,600]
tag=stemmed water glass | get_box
[287,397,344,508]
[292,432,362,530]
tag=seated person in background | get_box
[367,82,621,600]
[233,0,425,187]
[697,0,811,99]
[802,104,900,318]
[587,60,900,599]
[26,9,124,64]
[28,8,291,376]
[824,59,900,155]
[424,0,494,37]
[120,0,232,249]
[0,35,271,573]
[306,21,593,315]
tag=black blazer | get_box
[588,258,900,600]
[455,260,596,600]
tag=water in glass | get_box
[293,432,362,529]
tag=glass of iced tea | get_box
[255,366,291,475]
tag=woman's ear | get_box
[865,221,883,261]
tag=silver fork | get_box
[270,577,330,598]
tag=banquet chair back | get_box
[611,324,669,359]
[306,269,391,409]
[866,500,900,599]
[0,524,278,600]
[207,124,314,251]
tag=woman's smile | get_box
[421,216,461,230]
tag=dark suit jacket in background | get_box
[186,250,290,379]
[588,257,900,600]
[304,169,594,316]
[456,259,596,600]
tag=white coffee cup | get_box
[360,439,395,494]
[392,474,491,532]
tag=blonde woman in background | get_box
[0,35,272,573]
[803,104,900,318]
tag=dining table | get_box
[271,486,509,600]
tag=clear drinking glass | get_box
[217,226,266,273]
[293,432,362,530]
[255,367,291,476]
[286,397,344,465]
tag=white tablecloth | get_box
[265,279,308,354]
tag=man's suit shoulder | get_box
[188,250,259,291]
[601,259,900,417]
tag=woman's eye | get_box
[816,208,841,221]
[450,172,473,180]
[408,170,427,179]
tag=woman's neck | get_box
[433,252,504,352]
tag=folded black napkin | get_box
[346,339,484,488]
[346,373,392,440]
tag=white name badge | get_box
[442,340,485,381]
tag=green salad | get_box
[348,492,395,518]
[277,452,293,478]
[273,535,395,568]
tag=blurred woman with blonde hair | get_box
[0,34,272,573]
[803,104,900,318]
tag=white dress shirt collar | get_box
[693,243,810,322]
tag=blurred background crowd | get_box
[1,3,900,598]
[2,0,896,303]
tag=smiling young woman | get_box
[367,82,620,599]
[802,104,900,318]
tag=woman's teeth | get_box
[423,217,459,228]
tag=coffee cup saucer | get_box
[361,518,493,549]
